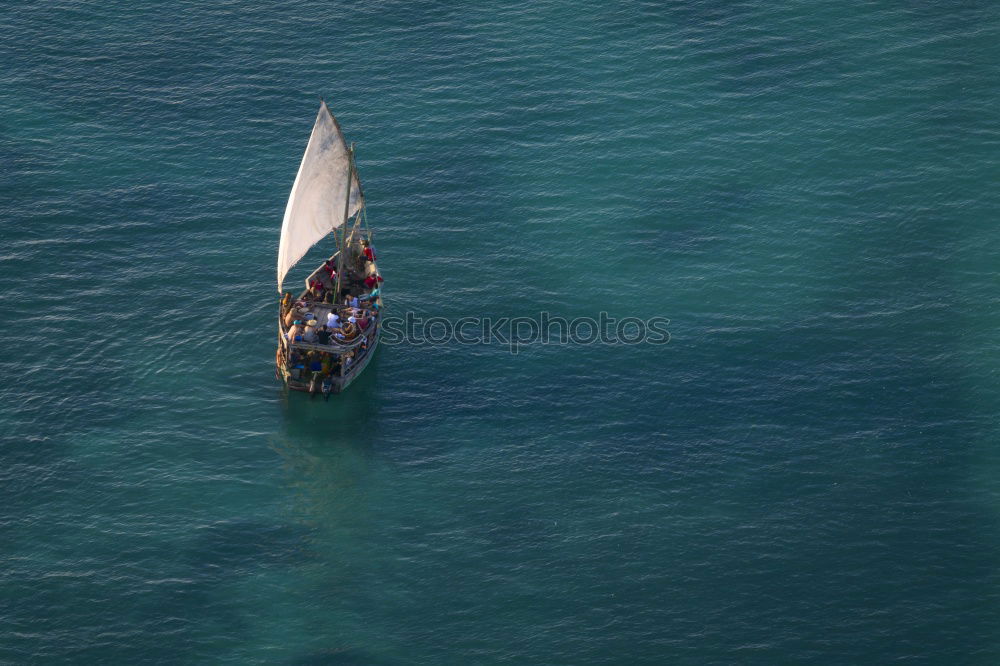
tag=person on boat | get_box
[362,239,376,262]
[359,288,379,304]
[341,319,357,341]
[364,272,384,289]
[302,319,319,343]
[344,293,360,309]
[308,353,323,378]
[326,311,340,329]
[284,304,307,328]
[357,312,370,331]
[285,320,302,342]
[316,325,332,346]
[308,279,326,301]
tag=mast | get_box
[346,193,364,249]
[333,144,355,301]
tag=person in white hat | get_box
[302,319,319,343]
[341,317,358,340]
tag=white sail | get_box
[277,102,363,292]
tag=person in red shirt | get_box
[362,239,376,262]
[364,273,384,289]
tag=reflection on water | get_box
[269,353,384,529]
[261,356,400,661]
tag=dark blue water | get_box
[3,1,1000,662]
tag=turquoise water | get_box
[3,1,1000,662]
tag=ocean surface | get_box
[2,1,999,663]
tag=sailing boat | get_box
[275,102,382,395]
